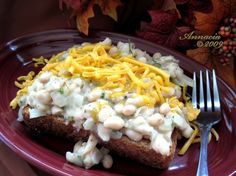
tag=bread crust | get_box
[23,106,177,169]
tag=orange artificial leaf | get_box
[187,47,236,90]
[97,0,122,21]
[187,48,236,90]
[186,47,211,65]
[194,0,225,35]
[76,1,95,35]
[75,0,121,35]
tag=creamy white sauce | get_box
[18,38,193,169]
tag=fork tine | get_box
[206,70,212,111]
[199,70,205,110]
[213,69,221,111]
[192,72,197,108]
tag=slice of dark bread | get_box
[23,106,178,169]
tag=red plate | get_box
[0,29,236,176]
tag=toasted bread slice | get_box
[23,106,178,169]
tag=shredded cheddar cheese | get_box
[11,43,176,108]
[186,102,200,121]
[10,71,35,109]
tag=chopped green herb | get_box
[64,116,74,121]
[58,87,64,94]
[101,92,105,99]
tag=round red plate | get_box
[0,29,236,176]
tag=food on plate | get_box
[10,38,200,169]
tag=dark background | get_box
[0,0,71,44]
[0,0,154,45]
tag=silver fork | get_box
[192,70,221,176]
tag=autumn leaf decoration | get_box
[136,1,193,49]
[187,0,236,89]
[60,0,122,35]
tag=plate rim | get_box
[0,29,236,176]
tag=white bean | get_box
[50,91,68,107]
[88,89,102,102]
[66,152,83,166]
[44,76,64,91]
[109,46,118,55]
[175,86,182,98]
[83,134,98,155]
[153,52,162,59]
[103,115,125,130]
[161,87,175,97]
[158,117,173,132]
[102,154,113,169]
[159,103,171,114]
[101,37,112,45]
[117,42,129,55]
[135,123,153,136]
[114,103,124,114]
[126,96,143,106]
[98,106,116,123]
[172,113,186,130]
[90,148,103,165]
[125,129,142,142]
[36,90,51,105]
[73,141,83,153]
[182,126,193,138]
[83,155,93,169]
[135,106,155,117]
[67,83,77,91]
[83,118,95,130]
[29,108,46,119]
[151,134,170,156]
[147,113,164,127]
[39,72,51,83]
[97,124,111,141]
[137,56,147,63]
[122,104,137,116]
[35,103,48,112]
[175,68,183,78]
[51,105,63,115]
[132,116,146,125]
[134,49,144,57]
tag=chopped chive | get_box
[58,87,64,94]
[101,92,105,99]
[64,116,74,121]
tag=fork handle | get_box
[197,125,211,176]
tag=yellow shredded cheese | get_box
[186,102,200,121]
[17,43,172,107]
[168,96,184,109]
[178,123,199,155]
[10,71,35,109]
